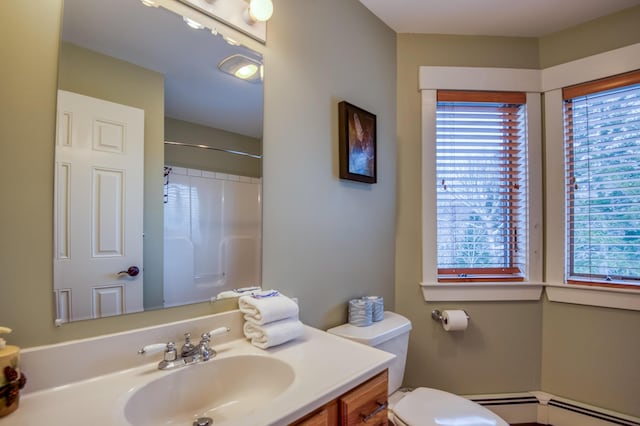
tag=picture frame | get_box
[338,101,377,184]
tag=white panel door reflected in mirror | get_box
[54,90,145,321]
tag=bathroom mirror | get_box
[53,0,263,323]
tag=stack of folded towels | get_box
[239,290,304,349]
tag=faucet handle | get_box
[203,326,230,340]
[197,327,230,362]
[138,342,170,355]
[138,341,179,369]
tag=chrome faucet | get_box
[180,333,196,357]
[138,327,230,370]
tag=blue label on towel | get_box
[252,290,280,299]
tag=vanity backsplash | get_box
[21,310,243,393]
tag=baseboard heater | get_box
[467,393,640,426]
[472,395,539,407]
[546,399,640,426]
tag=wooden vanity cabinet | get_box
[293,400,339,426]
[291,370,388,426]
[339,370,388,425]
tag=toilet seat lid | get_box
[391,388,508,426]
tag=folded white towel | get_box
[243,318,304,349]
[238,292,299,325]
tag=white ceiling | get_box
[62,0,263,138]
[359,0,640,37]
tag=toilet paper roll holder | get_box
[431,309,470,324]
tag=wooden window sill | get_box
[438,275,525,283]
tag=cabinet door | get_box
[339,370,388,425]
[293,400,339,426]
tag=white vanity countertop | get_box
[3,326,394,426]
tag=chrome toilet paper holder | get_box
[431,309,470,324]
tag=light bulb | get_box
[140,0,159,7]
[183,16,204,30]
[223,36,240,46]
[248,0,273,22]
[235,64,259,80]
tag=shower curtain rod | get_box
[164,140,262,159]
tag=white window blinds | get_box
[563,71,640,287]
[436,91,528,282]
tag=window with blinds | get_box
[563,70,640,288]
[436,91,528,282]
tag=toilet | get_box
[327,311,508,426]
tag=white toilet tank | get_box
[327,311,412,394]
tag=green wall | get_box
[0,1,61,344]
[396,34,543,395]
[541,297,640,416]
[539,5,640,68]
[261,0,397,329]
[537,5,640,417]
[397,34,540,69]
[58,41,166,309]
[165,117,262,177]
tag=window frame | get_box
[542,42,640,310]
[419,66,543,302]
[561,70,640,290]
[435,90,528,283]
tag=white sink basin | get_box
[124,354,296,425]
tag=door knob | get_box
[118,266,140,277]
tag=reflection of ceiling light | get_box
[244,0,274,23]
[235,64,259,79]
[223,36,240,46]
[140,0,159,7]
[183,16,204,30]
[218,54,262,83]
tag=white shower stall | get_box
[163,166,262,307]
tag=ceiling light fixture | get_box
[140,0,159,7]
[223,36,240,46]
[218,54,262,83]
[243,0,274,24]
[183,16,204,30]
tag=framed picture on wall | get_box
[338,101,377,184]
